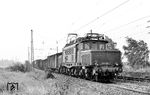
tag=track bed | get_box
[52,72,150,95]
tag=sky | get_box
[0,0,150,65]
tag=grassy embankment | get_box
[0,67,56,95]
[122,65,150,78]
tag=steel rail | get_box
[108,84,150,95]
[53,72,150,95]
[116,76,150,82]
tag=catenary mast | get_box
[31,29,34,64]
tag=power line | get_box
[104,15,150,33]
[98,15,150,40]
[74,0,130,32]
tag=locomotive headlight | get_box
[93,60,98,66]
[115,62,118,66]
[82,66,85,69]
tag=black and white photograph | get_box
[0,0,150,95]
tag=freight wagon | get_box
[47,52,62,71]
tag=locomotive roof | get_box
[65,33,108,47]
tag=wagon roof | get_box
[47,52,62,58]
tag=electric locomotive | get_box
[59,32,122,81]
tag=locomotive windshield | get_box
[82,41,115,50]
[82,41,107,50]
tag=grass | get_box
[0,68,57,95]
[122,66,150,78]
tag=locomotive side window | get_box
[106,43,116,50]
[84,42,90,50]
[106,43,112,50]
[79,43,83,50]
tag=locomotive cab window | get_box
[99,44,105,50]
[84,42,90,50]
[82,41,108,50]
[91,42,98,50]
[90,41,106,50]
[79,43,84,50]
[106,44,112,50]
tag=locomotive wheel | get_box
[82,69,86,79]
[63,67,66,74]
[58,67,60,73]
[62,67,65,74]
[63,67,67,74]
[79,69,84,78]
[73,68,77,77]
[66,68,69,75]
[94,74,99,82]
[72,68,76,76]
[75,67,80,77]
[85,68,92,80]
[67,68,70,75]
[69,68,72,76]
[62,67,64,74]
[59,67,62,74]
[85,69,90,80]
[70,68,73,76]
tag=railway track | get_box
[53,70,150,83]
[108,83,150,95]
[116,75,150,83]
[52,72,150,95]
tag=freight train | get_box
[33,32,123,81]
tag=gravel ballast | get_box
[52,73,150,95]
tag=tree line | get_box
[123,37,150,69]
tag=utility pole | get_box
[56,41,58,68]
[56,41,58,54]
[28,47,30,63]
[31,29,34,64]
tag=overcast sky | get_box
[0,0,150,64]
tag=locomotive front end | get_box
[79,33,122,80]
[91,50,122,78]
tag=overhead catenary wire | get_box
[74,0,130,32]
[95,15,150,43]
[104,15,150,34]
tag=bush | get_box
[7,61,32,72]
[7,63,25,72]
[45,69,55,79]
[24,61,32,72]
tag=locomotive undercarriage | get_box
[58,65,120,82]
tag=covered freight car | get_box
[47,52,62,71]
[33,59,43,69]
[42,58,48,70]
